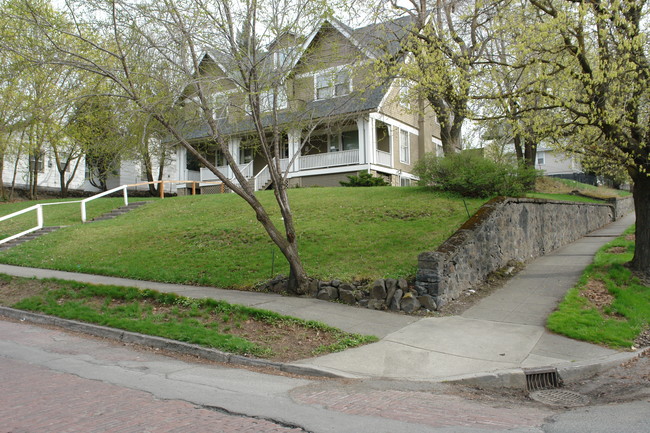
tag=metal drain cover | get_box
[529,389,590,407]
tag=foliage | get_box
[547,227,650,348]
[414,152,538,198]
[339,172,389,187]
[0,188,487,286]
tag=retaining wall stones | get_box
[416,196,634,306]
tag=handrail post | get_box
[123,186,129,206]
[81,201,87,223]
[159,181,164,199]
[191,182,196,195]
[36,205,43,229]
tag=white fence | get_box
[299,149,359,170]
[375,150,392,167]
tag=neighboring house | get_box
[175,17,445,194]
[534,145,582,176]
[1,145,87,194]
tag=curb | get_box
[0,306,347,379]
[440,348,648,390]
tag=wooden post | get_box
[220,183,224,193]
[191,182,196,195]
[159,181,164,199]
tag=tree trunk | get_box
[440,115,464,155]
[630,173,650,277]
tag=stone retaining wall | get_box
[416,196,634,306]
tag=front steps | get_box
[88,201,149,222]
[0,226,62,252]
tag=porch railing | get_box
[200,161,254,182]
[299,149,359,170]
[375,150,392,167]
[253,158,290,191]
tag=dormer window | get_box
[315,67,351,99]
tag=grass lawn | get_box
[547,227,650,348]
[0,187,487,288]
[0,197,152,239]
[0,274,376,361]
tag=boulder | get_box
[417,294,437,311]
[317,286,338,301]
[389,289,403,311]
[371,280,387,300]
[367,299,385,310]
[338,288,357,305]
[400,292,421,313]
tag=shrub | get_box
[413,151,537,198]
[340,172,390,187]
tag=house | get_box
[174,17,445,194]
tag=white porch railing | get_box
[186,170,201,181]
[299,149,359,170]
[253,158,290,191]
[200,161,254,182]
[376,150,392,167]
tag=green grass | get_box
[0,187,486,287]
[0,197,152,239]
[547,227,650,348]
[0,275,376,358]
[525,193,603,203]
[553,178,631,197]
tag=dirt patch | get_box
[0,279,44,305]
[606,246,627,254]
[581,279,614,309]
[565,349,650,404]
[626,234,636,241]
[0,277,354,363]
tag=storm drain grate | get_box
[529,389,590,407]
[524,367,562,391]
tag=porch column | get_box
[177,147,186,180]
[288,129,301,172]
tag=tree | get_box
[381,0,500,154]
[6,0,361,293]
[521,0,650,276]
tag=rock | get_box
[317,286,338,301]
[340,283,355,292]
[367,299,385,310]
[330,279,341,288]
[358,299,369,308]
[354,291,365,301]
[389,289,403,311]
[385,281,397,306]
[417,294,437,311]
[400,292,421,313]
[307,280,319,297]
[271,279,287,293]
[338,288,356,305]
[371,280,387,300]
[397,278,409,290]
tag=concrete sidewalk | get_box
[0,213,640,385]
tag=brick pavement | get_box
[0,357,305,433]
[291,387,551,430]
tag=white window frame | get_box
[259,87,288,113]
[314,66,352,100]
[537,152,546,166]
[399,129,410,165]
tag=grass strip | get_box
[0,274,377,360]
[547,226,650,348]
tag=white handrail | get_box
[254,165,271,191]
[0,205,43,246]
[81,185,129,222]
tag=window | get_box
[400,176,411,187]
[341,131,359,151]
[399,129,410,164]
[57,152,72,172]
[274,48,293,69]
[216,150,226,167]
[315,68,351,99]
[210,92,228,119]
[29,152,45,173]
[259,87,287,112]
[537,152,545,166]
[239,146,254,164]
[399,80,411,108]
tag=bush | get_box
[413,151,537,198]
[340,172,390,187]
